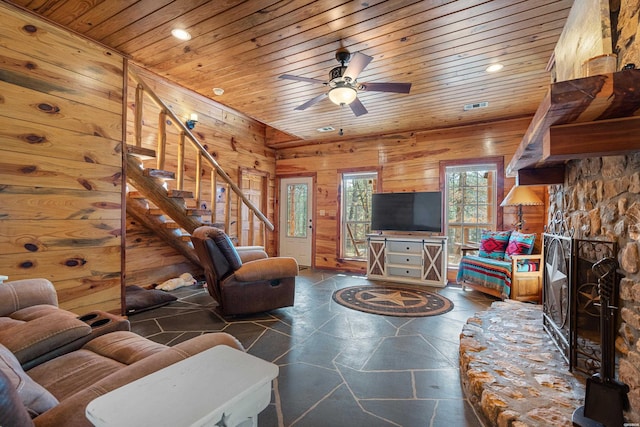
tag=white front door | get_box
[279,176,313,266]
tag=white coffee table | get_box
[85,345,278,427]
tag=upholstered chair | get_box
[190,226,298,316]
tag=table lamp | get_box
[500,185,543,230]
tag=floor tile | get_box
[130,269,492,426]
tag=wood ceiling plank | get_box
[41,0,104,26]
[113,0,245,51]
[99,0,212,47]
[133,0,317,67]
[59,0,140,34]
[84,0,174,41]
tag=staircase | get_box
[125,67,274,266]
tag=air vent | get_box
[317,126,335,132]
[463,101,489,111]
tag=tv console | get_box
[367,234,447,287]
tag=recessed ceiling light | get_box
[486,64,504,73]
[171,29,191,41]
[213,88,224,96]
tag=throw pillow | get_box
[478,230,512,260]
[504,231,536,261]
[0,344,58,418]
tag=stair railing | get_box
[128,69,274,237]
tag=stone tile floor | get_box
[128,269,496,426]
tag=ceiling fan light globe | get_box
[328,86,357,105]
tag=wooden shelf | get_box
[506,69,640,181]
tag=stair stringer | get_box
[126,197,201,267]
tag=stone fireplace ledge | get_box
[460,300,586,426]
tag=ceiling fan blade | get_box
[294,92,327,111]
[359,82,412,93]
[343,52,373,82]
[279,74,326,85]
[349,97,368,117]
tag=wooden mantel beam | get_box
[544,116,640,162]
[506,69,640,176]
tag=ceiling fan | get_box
[279,49,412,117]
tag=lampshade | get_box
[500,185,543,207]
[328,85,357,105]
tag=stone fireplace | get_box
[548,153,640,423]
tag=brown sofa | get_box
[0,331,243,427]
[0,278,130,370]
[191,226,298,315]
[0,277,244,426]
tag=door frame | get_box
[276,173,316,267]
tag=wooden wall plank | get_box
[0,219,121,253]
[1,4,124,88]
[0,150,122,193]
[0,47,123,114]
[0,3,124,314]
[1,120,122,167]
[0,186,121,220]
[0,246,121,283]
[0,80,122,140]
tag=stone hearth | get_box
[460,300,586,426]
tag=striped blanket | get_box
[456,255,512,297]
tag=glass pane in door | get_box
[287,183,308,238]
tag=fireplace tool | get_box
[573,257,629,427]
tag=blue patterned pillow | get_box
[504,231,536,261]
[478,230,512,260]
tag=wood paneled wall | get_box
[276,118,548,273]
[0,3,124,313]
[124,65,278,287]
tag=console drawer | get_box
[387,266,421,278]
[386,241,422,254]
[387,254,422,266]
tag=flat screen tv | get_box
[371,192,442,233]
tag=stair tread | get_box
[127,191,146,199]
[127,145,156,160]
[186,209,212,215]
[143,168,175,180]
[167,189,194,198]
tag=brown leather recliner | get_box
[191,226,298,316]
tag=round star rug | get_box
[332,284,454,317]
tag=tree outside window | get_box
[341,172,377,260]
[444,163,500,266]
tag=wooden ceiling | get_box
[7,0,574,147]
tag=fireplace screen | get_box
[543,224,618,375]
[543,232,573,365]
[573,239,618,376]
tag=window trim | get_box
[337,167,382,261]
[439,157,504,232]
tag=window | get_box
[286,183,308,238]
[443,160,502,266]
[341,172,377,260]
